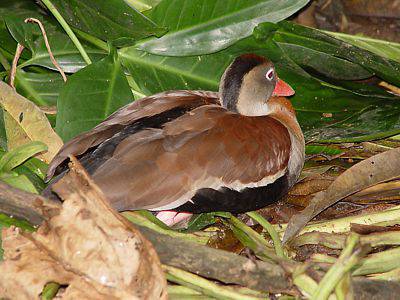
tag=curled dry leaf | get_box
[283,147,400,243]
[0,81,63,163]
[0,157,167,299]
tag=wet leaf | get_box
[56,50,133,141]
[139,0,310,56]
[22,157,48,180]
[0,172,38,194]
[184,213,218,232]
[272,21,400,87]
[12,164,45,193]
[305,145,344,156]
[0,81,63,163]
[327,31,400,64]
[283,147,400,243]
[14,69,65,107]
[50,0,166,47]
[0,212,34,231]
[0,141,46,172]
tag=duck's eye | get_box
[266,69,274,81]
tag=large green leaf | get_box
[138,0,309,56]
[0,141,47,172]
[50,0,165,47]
[56,50,133,141]
[14,69,65,106]
[326,31,400,64]
[0,21,20,59]
[120,22,400,142]
[272,22,400,87]
[0,1,43,59]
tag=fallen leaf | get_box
[345,180,400,203]
[283,147,400,243]
[0,81,63,163]
[0,157,167,299]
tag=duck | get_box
[46,54,305,226]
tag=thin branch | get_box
[24,18,67,82]
[8,44,25,88]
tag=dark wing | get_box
[46,90,219,179]
[90,105,292,211]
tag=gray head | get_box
[219,54,294,116]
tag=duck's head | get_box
[219,54,294,116]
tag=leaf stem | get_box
[247,211,286,258]
[40,0,92,65]
[73,28,108,52]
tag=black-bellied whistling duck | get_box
[46,54,305,225]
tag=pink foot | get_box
[156,211,192,226]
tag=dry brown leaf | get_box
[283,147,400,243]
[0,81,63,163]
[346,180,400,203]
[0,157,167,299]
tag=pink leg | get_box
[156,211,193,226]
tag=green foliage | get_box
[327,31,400,64]
[14,69,65,106]
[0,142,47,193]
[138,0,310,55]
[50,0,166,47]
[56,49,133,141]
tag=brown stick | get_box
[24,18,67,82]
[8,44,24,88]
[0,181,60,226]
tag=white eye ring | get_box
[266,69,274,81]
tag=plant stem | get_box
[40,0,92,65]
[73,28,108,51]
[164,265,266,300]
[311,233,362,300]
[247,211,285,258]
[292,264,319,298]
[122,211,210,244]
[228,214,277,261]
[275,204,400,236]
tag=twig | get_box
[24,18,67,82]
[379,81,400,96]
[8,44,25,88]
[40,0,92,65]
[0,181,60,226]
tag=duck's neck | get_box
[268,97,305,186]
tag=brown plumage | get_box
[46,54,305,215]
